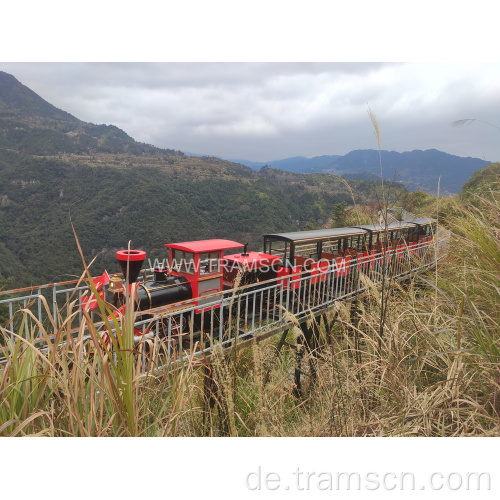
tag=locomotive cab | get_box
[165,239,245,308]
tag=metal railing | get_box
[0,273,153,338]
[1,233,449,360]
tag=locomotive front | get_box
[110,249,193,311]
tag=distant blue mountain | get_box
[228,154,342,174]
[226,158,267,170]
[224,149,490,194]
[324,149,490,194]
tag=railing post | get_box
[23,298,28,338]
[38,287,43,337]
[285,275,290,316]
[9,301,14,343]
[52,285,58,333]
[219,297,224,346]
[278,280,283,322]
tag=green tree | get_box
[332,202,347,227]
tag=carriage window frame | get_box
[199,251,222,276]
[171,250,196,275]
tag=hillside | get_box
[0,151,395,286]
[460,162,500,199]
[0,71,393,286]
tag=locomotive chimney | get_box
[153,262,169,282]
[116,249,146,283]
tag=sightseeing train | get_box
[85,215,436,341]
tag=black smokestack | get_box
[116,249,146,283]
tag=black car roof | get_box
[263,227,366,243]
[354,220,422,232]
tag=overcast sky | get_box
[1,62,498,163]
[2,3,499,163]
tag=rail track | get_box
[0,233,449,367]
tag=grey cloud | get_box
[0,62,499,163]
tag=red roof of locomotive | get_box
[165,239,244,253]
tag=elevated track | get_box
[0,233,449,365]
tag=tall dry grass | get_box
[187,191,500,436]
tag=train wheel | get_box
[148,317,169,339]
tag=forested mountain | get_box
[0,71,396,286]
[325,149,490,194]
[226,149,490,194]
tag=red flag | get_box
[81,271,110,310]
[93,270,110,290]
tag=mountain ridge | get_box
[327,149,489,194]
[222,149,490,194]
[0,70,183,157]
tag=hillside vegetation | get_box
[0,150,398,286]
[460,162,500,200]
